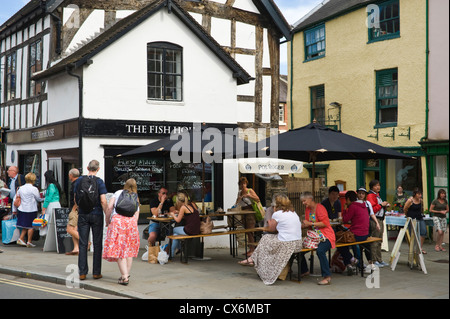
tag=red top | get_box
[306,203,336,248]
[343,201,370,237]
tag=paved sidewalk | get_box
[0,238,448,299]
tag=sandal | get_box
[435,245,441,252]
[421,249,427,255]
[118,276,129,285]
[238,258,254,267]
[440,246,446,252]
[318,277,331,285]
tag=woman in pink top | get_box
[300,192,335,285]
[341,191,371,275]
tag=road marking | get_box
[0,278,102,299]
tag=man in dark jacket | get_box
[7,166,26,204]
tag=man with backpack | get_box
[74,160,108,280]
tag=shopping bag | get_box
[148,245,160,264]
[251,200,265,222]
[158,245,169,265]
[2,216,20,244]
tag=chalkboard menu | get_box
[54,208,74,254]
[112,158,165,192]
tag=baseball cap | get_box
[357,187,368,193]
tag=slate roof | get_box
[292,0,375,33]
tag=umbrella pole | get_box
[202,161,206,214]
[312,161,316,195]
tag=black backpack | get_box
[76,176,99,212]
[115,190,139,217]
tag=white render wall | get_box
[82,10,242,124]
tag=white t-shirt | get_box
[272,210,302,242]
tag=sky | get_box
[0,0,323,73]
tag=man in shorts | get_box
[148,187,176,246]
[66,168,80,256]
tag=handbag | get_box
[251,200,265,222]
[335,229,356,243]
[200,216,214,234]
[2,215,20,244]
[302,230,321,249]
[32,214,48,229]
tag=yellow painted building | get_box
[288,0,431,205]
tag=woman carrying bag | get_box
[235,177,261,257]
[13,173,44,247]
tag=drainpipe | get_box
[420,0,430,205]
[66,65,83,172]
[289,36,294,130]
[421,0,430,143]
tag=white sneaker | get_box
[16,239,27,246]
[379,261,389,267]
[26,242,36,248]
[364,264,376,274]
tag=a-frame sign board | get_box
[390,217,427,274]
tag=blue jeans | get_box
[78,213,104,276]
[301,239,332,278]
[171,226,186,256]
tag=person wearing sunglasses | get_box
[148,187,176,246]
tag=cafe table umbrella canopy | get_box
[237,122,412,193]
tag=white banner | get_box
[238,158,303,175]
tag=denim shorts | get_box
[148,222,160,233]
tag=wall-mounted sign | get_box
[82,119,238,138]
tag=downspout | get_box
[66,65,83,171]
[421,0,430,205]
[289,35,294,129]
[421,0,430,143]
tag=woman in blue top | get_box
[40,170,62,236]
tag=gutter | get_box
[66,65,83,170]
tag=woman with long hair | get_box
[103,178,140,285]
[169,191,200,257]
[41,170,62,236]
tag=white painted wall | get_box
[47,74,80,122]
[82,9,244,124]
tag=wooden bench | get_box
[167,227,266,263]
[290,237,383,281]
